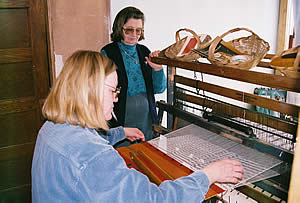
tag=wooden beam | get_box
[167,66,176,128]
[152,57,300,93]
[46,0,56,86]
[175,75,300,117]
[237,185,280,203]
[277,0,288,53]
[288,110,300,202]
[176,92,297,135]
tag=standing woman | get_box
[101,6,166,148]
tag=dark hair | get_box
[110,6,145,42]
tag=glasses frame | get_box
[122,27,144,35]
[105,84,121,98]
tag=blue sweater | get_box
[32,121,210,202]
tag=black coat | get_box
[102,42,158,127]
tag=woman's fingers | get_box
[202,159,244,185]
[124,127,145,142]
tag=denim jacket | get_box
[32,121,210,202]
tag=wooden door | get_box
[0,0,50,202]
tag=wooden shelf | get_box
[151,56,300,93]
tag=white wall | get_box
[110,0,281,123]
[111,0,279,53]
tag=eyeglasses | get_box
[105,84,121,98]
[122,27,144,35]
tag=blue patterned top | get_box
[101,42,166,96]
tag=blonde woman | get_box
[32,50,244,202]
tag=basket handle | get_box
[175,28,201,48]
[208,27,262,62]
[219,27,262,41]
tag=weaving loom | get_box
[148,124,284,191]
[118,55,299,202]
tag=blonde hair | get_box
[43,50,117,130]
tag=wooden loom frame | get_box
[151,55,300,202]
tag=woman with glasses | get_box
[101,6,167,148]
[32,50,244,202]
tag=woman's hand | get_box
[145,50,163,72]
[202,159,244,185]
[124,127,145,142]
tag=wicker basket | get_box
[163,28,212,62]
[270,45,300,78]
[207,28,270,70]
